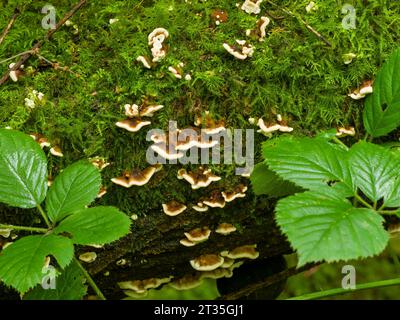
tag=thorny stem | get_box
[288,277,400,300]
[332,137,349,150]
[36,204,51,228]
[379,210,400,216]
[0,223,47,233]
[354,194,373,209]
[74,257,106,300]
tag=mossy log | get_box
[85,197,290,299]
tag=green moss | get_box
[0,0,400,217]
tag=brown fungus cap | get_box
[111,165,161,188]
[162,200,187,216]
[177,167,221,190]
[221,244,259,260]
[115,118,151,132]
[79,252,97,263]
[169,273,203,290]
[190,254,224,271]
[202,191,226,208]
[184,227,211,243]
[215,223,237,236]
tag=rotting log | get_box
[83,197,291,300]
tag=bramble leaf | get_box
[363,48,400,137]
[349,141,400,205]
[46,161,101,223]
[23,260,87,300]
[276,188,389,266]
[0,235,74,293]
[263,137,354,195]
[0,129,47,208]
[250,163,302,197]
[54,206,131,245]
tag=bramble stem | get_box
[0,223,47,233]
[288,277,400,300]
[36,205,51,228]
[332,137,349,150]
[74,257,106,300]
[354,194,373,209]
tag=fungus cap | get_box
[115,119,151,132]
[190,254,224,271]
[221,244,259,260]
[79,252,97,263]
[162,200,187,216]
[184,227,211,243]
[169,274,203,290]
[50,146,64,157]
[215,223,237,235]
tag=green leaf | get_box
[0,235,74,293]
[349,141,400,204]
[263,137,354,195]
[0,129,47,208]
[46,161,101,223]
[54,206,131,245]
[363,48,400,137]
[250,163,302,197]
[276,188,389,267]
[23,260,87,300]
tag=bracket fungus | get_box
[222,184,248,202]
[169,274,203,290]
[246,16,270,41]
[148,28,169,62]
[240,0,263,15]
[348,80,374,100]
[190,254,224,271]
[194,111,226,135]
[257,117,294,134]
[202,190,226,208]
[139,104,164,117]
[177,167,221,189]
[151,142,185,160]
[50,146,64,157]
[90,157,110,171]
[0,229,11,238]
[215,223,237,236]
[115,118,151,133]
[9,63,24,82]
[30,133,51,149]
[184,227,211,243]
[111,165,161,188]
[220,244,259,260]
[223,40,254,60]
[118,276,173,295]
[168,65,183,79]
[336,126,356,137]
[192,202,209,212]
[97,186,107,199]
[136,55,152,69]
[180,238,197,247]
[162,200,187,216]
[79,252,97,263]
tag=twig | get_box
[0,8,20,46]
[0,0,87,86]
[288,276,400,300]
[267,1,332,47]
[219,263,320,300]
